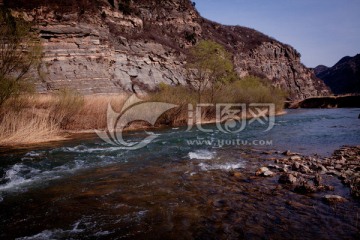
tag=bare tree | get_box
[0,7,41,106]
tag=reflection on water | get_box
[0,109,360,239]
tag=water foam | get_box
[0,160,86,192]
[0,164,40,191]
[198,162,244,171]
[24,151,42,157]
[48,143,138,154]
[16,230,55,240]
[16,219,86,240]
[188,150,215,160]
[56,145,126,153]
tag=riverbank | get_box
[0,110,287,148]
[0,93,285,147]
[287,95,360,109]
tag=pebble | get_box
[263,170,275,177]
[282,150,292,156]
[299,164,312,174]
[313,174,322,186]
[335,164,342,170]
[290,155,302,161]
[233,172,242,178]
[318,165,328,174]
[255,167,274,177]
[267,164,282,170]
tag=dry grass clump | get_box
[0,92,128,145]
[0,109,60,146]
[49,89,85,129]
[66,94,128,131]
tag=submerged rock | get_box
[294,181,317,194]
[229,171,242,179]
[317,164,328,174]
[322,195,347,204]
[213,199,227,208]
[278,173,297,185]
[350,177,360,198]
[313,174,322,186]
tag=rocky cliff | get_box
[315,54,360,94]
[6,0,330,99]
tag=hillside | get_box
[4,0,330,99]
[315,54,360,94]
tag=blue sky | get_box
[194,0,360,67]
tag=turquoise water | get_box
[0,108,359,239]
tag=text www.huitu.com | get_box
[186,139,273,147]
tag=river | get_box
[0,108,360,239]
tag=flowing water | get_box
[0,109,360,239]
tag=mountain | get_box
[314,65,329,75]
[315,54,360,94]
[5,0,330,99]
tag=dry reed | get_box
[0,109,60,146]
[0,93,129,146]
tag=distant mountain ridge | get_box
[315,54,360,94]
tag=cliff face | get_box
[8,0,329,99]
[315,54,360,94]
[234,41,328,99]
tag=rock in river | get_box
[278,173,297,185]
[322,195,347,204]
[255,167,275,177]
[290,155,302,161]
